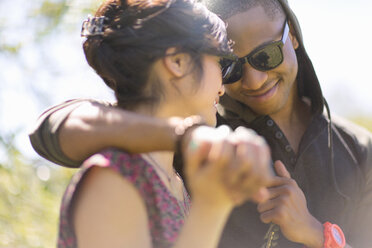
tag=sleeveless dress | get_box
[58,148,190,248]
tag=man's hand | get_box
[257,161,324,248]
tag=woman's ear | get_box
[288,21,299,50]
[163,47,192,78]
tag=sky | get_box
[289,0,372,116]
[0,0,371,160]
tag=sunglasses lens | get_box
[220,44,283,84]
[221,60,242,84]
[220,58,231,73]
[250,45,283,71]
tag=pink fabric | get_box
[58,149,190,248]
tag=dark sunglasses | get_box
[221,20,290,84]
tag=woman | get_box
[58,0,273,247]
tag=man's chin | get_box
[248,104,280,117]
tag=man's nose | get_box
[240,64,268,90]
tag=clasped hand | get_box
[182,125,274,208]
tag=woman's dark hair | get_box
[83,0,232,110]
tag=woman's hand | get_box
[183,125,274,208]
[222,127,274,205]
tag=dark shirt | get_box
[216,110,372,248]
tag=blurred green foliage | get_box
[31,0,69,38]
[0,134,75,247]
[0,44,23,55]
[0,0,97,247]
[351,117,372,132]
[0,0,101,53]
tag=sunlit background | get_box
[0,0,371,247]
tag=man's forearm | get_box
[59,101,179,162]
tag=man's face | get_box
[224,5,299,116]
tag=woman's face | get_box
[157,54,224,126]
[187,55,225,126]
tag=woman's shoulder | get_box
[74,164,147,215]
[80,148,162,193]
[75,163,148,213]
[62,149,155,214]
[69,156,152,248]
[59,149,152,247]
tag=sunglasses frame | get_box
[222,20,290,84]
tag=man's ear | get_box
[163,47,191,78]
[288,21,299,50]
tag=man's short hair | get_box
[201,0,285,20]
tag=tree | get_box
[0,133,75,247]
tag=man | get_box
[30,0,372,247]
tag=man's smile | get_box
[241,80,280,102]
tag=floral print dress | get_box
[58,148,190,248]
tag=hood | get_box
[219,0,324,122]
